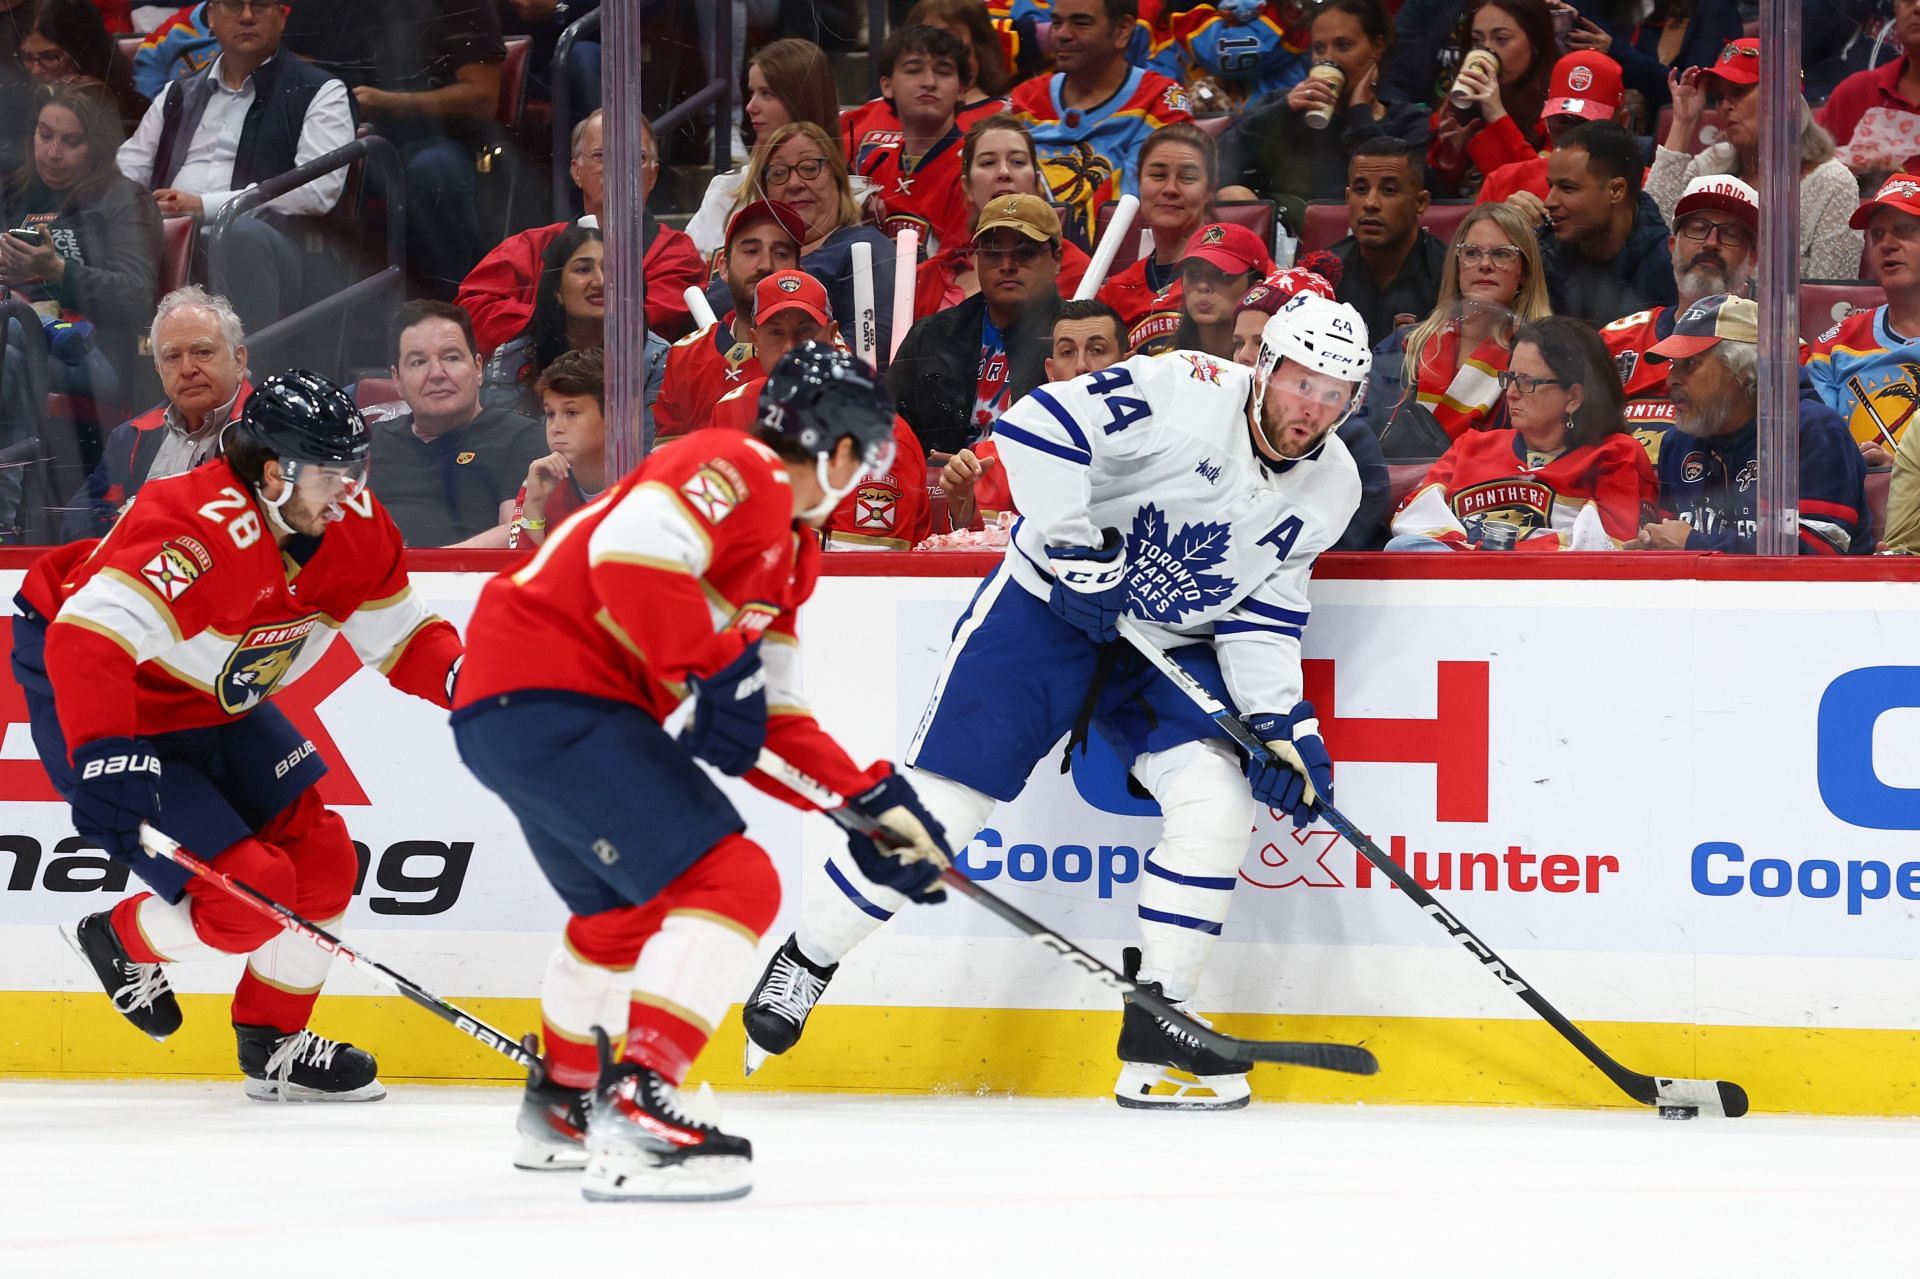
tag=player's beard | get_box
[1253,400,1332,461]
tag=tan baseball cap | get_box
[973,193,1062,244]
[1645,294,1758,362]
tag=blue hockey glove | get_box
[69,737,162,862]
[842,769,953,904]
[1243,703,1333,828]
[1045,527,1128,644]
[680,643,768,776]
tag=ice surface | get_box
[3,1081,1914,1278]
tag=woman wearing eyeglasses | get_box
[1649,38,1862,280]
[726,121,900,362]
[1362,203,1552,460]
[15,0,145,136]
[1388,315,1655,550]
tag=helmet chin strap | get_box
[800,453,858,522]
[257,474,300,538]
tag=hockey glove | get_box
[842,768,953,904]
[680,643,769,776]
[1045,527,1128,644]
[1243,703,1333,829]
[69,737,162,862]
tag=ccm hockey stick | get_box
[1116,618,1751,1118]
[755,750,1379,1076]
[138,823,538,1071]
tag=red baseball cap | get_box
[1180,223,1274,277]
[726,199,807,248]
[1544,51,1623,121]
[1849,173,1920,230]
[1675,174,1760,231]
[1704,38,1761,88]
[753,269,832,325]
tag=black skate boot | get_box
[1114,948,1252,1112]
[514,1034,591,1172]
[740,933,836,1075]
[63,911,182,1041]
[581,1029,752,1202]
[235,1024,386,1102]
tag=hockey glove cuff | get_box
[1044,527,1128,644]
[842,768,952,904]
[680,642,769,776]
[1244,703,1333,828]
[69,736,162,863]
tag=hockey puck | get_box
[1658,1105,1698,1121]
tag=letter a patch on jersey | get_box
[681,466,739,524]
[139,540,208,602]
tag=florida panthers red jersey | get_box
[840,96,1009,173]
[21,459,461,751]
[1391,428,1657,548]
[1599,306,1678,461]
[452,429,872,806]
[708,379,932,549]
[1098,258,1183,354]
[854,123,975,254]
[655,320,758,442]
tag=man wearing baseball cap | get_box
[1479,52,1626,208]
[889,192,1065,456]
[1600,173,1759,458]
[707,270,931,549]
[1631,294,1867,555]
[1176,221,1275,359]
[654,200,806,442]
[1806,174,1920,464]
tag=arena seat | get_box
[159,214,195,294]
[1423,199,1473,249]
[496,36,531,130]
[1194,115,1232,139]
[352,377,402,410]
[1799,280,1886,345]
[1387,461,1433,508]
[1652,106,1723,155]
[1296,201,1348,254]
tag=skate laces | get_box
[109,960,170,1015]
[759,953,827,1025]
[262,1029,344,1083]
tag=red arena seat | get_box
[1800,280,1886,345]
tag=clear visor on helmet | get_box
[283,456,370,522]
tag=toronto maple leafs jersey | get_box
[994,350,1360,716]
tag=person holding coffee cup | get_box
[1216,0,1427,231]
[1428,0,1560,196]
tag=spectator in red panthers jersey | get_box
[1390,315,1655,550]
[853,26,976,254]
[939,298,1127,530]
[655,200,805,443]
[455,112,706,354]
[1097,122,1218,354]
[889,193,1065,456]
[913,114,1091,317]
[1599,173,1757,461]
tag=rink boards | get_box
[4,551,1920,1115]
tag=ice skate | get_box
[236,1024,386,1102]
[63,911,182,1041]
[514,1035,591,1171]
[1113,949,1251,1112]
[581,1031,752,1202]
[740,934,836,1075]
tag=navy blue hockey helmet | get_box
[755,342,895,467]
[231,369,371,468]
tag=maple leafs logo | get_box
[1126,504,1236,624]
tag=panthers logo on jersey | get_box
[218,618,318,714]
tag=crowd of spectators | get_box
[2,0,1917,559]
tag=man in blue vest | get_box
[117,0,353,333]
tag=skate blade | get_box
[743,1038,771,1077]
[1113,1063,1251,1112]
[513,1138,587,1172]
[581,1154,752,1203]
[243,1077,388,1103]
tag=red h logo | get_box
[1304,659,1490,823]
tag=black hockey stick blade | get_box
[755,751,1377,1077]
[139,824,539,1071]
[1114,618,1751,1117]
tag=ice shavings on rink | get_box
[3,1081,1916,1278]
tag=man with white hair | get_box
[1599,173,1759,460]
[1632,294,1868,555]
[744,293,1370,1112]
[62,286,253,540]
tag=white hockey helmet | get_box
[1254,292,1372,431]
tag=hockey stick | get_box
[754,750,1378,1076]
[1114,617,1751,1118]
[137,823,538,1071]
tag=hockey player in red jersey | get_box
[10,371,463,1100]
[452,344,955,1201]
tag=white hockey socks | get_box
[541,940,637,1088]
[1131,741,1257,1003]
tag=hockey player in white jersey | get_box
[743,292,1369,1110]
